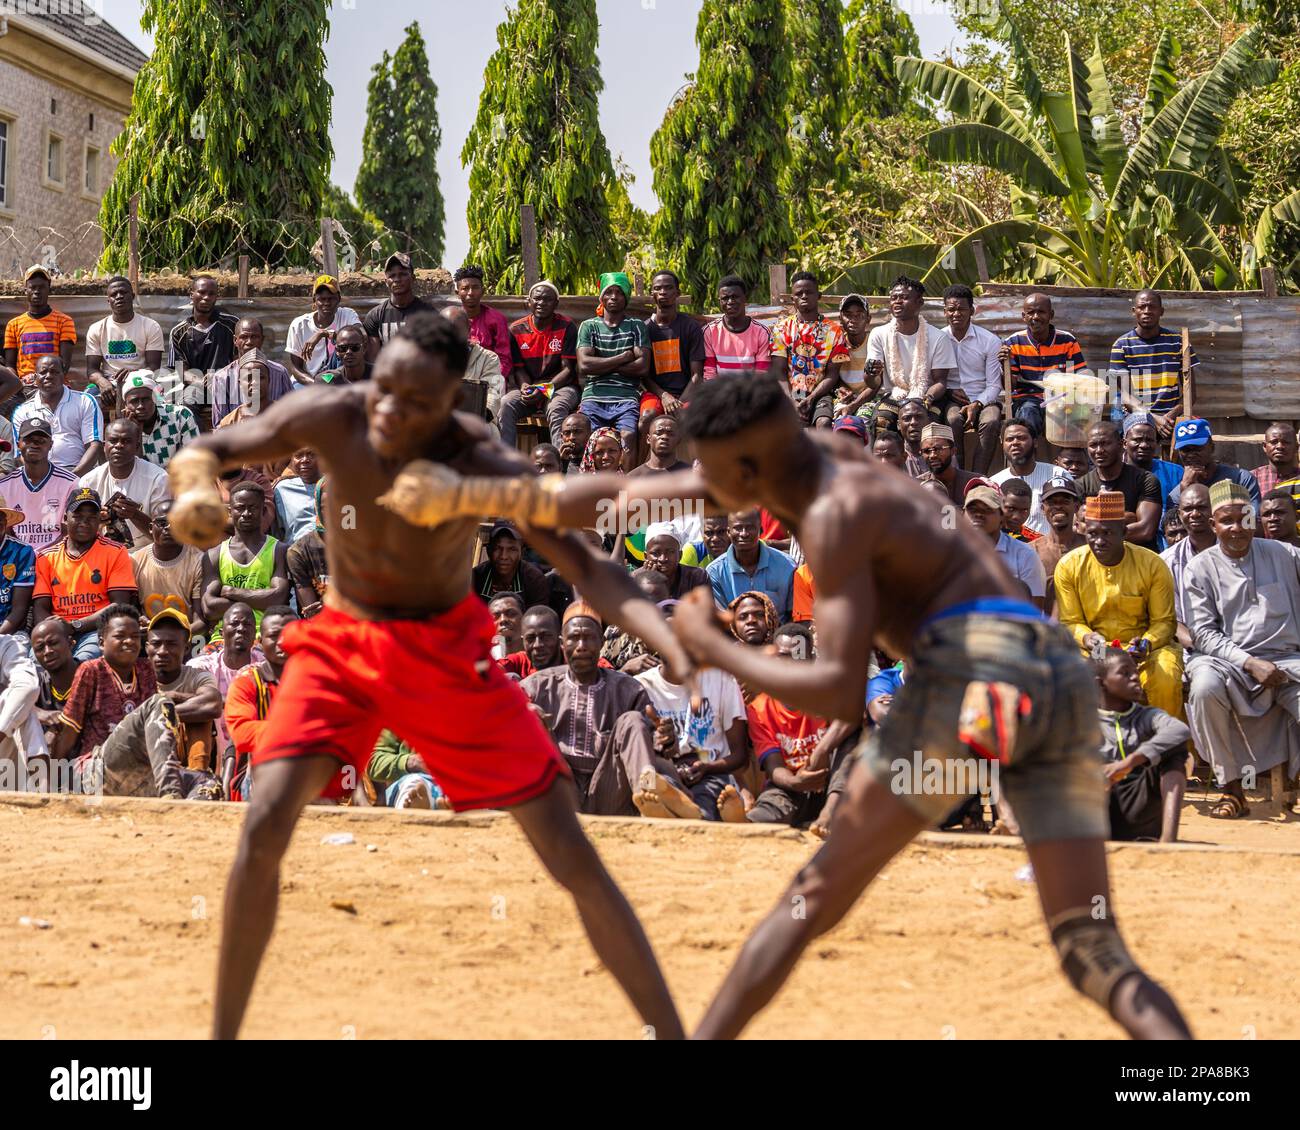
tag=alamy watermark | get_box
[890,749,1001,802]
[594,491,708,540]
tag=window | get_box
[50,98,57,115]
[44,130,65,189]
[88,112,95,131]
[0,118,9,211]
[84,144,100,196]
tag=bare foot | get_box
[635,768,701,820]
[717,784,747,823]
[633,788,674,819]
[810,794,839,839]
[395,779,432,809]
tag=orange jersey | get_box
[34,536,137,620]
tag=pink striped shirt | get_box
[703,319,772,379]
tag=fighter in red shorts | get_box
[168,314,691,1039]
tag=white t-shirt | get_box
[286,308,361,375]
[635,666,746,762]
[0,464,79,551]
[866,319,957,399]
[12,389,103,470]
[992,461,1066,535]
[85,313,165,377]
[79,457,171,548]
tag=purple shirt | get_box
[469,304,512,378]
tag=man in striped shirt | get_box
[998,293,1086,439]
[703,275,771,380]
[1109,290,1198,439]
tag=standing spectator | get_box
[1159,483,1214,650]
[284,275,360,382]
[455,264,512,379]
[488,592,526,658]
[1078,420,1163,551]
[499,281,580,448]
[286,480,328,619]
[556,412,592,475]
[703,275,771,381]
[1054,491,1183,718]
[119,372,200,469]
[188,602,262,769]
[33,488,138,660]
[167,275,239,428]
[84,276,164,406]
[1109,290,1197,437]
[0,501,35,637]
[999,292,1086,437]
[316,324,372,384]
[1167,418,1262,513]
[3,265,76,383]
[1261,489,1300,547]
[918,423,978,504]
[1033,476,1085,617]
[362,252,437,356]
[577,272,647,468]
[643,525,709,599]
[209,320,295,428]
[0,417,78,552]
[1249,421,1300,497]
[865,275,954,408]
[770,271,849,429]
[132,499,205,631]
[940,284,1003,474]
[273,448,322,544]
[963,481,1046,608]
[146,608,223,775]
[992,421,1064,535]
[999,479,1041,542]
[641,270,705,430]
[223,606,296,798]
[12,355,103,475]
[79,419,170,550]
[1184,481,1300,819]
[707,509,796,621]
[628,414,691,478]
[32,617,79,752]
[201,481,289,635]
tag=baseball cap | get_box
[1173,418,1212,450]
[313,274,340,294]
[963,478,1003,511]
[121,371,160,396]
[148,608,192,633]
[488,519,520,544]
[838,293,868,314]
[18,416,53,440]
[384,251,413,272]
[23,265,51,283]
[1041,475,1081,501]
[65,486,102,514]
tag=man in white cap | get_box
[502,281,578,449]
[120,370,200,469]
[284,274,361,383]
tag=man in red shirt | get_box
[224,605,297,800]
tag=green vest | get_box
[217,536,279,632]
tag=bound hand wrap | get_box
[167,447,226,549]
[378,461,566,529]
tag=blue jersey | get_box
[0,535,37,620]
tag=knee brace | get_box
[1048,908,1140,1011]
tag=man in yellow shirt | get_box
[1055,491,1184,718]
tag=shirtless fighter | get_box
[168,314,688,1039]
[382,373,1192,1040]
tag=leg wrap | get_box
[1048,907,1140,1011]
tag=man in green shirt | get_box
[200,480,289,637]
[576,272,648,471]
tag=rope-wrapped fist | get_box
[378,461,565,529]
[167,447,226,548]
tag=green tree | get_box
[99,0,331,272]
[321,185,394,270]
[354,23,445,265]
[462,0,618,292]
[842,0,923,123]
[781,0,848,241]
[651,0,793,307]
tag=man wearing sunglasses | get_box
[317,324,372,385]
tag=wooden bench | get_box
[514,415,550,455]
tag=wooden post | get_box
[633,270,644,296]
[128,194,139,294]
[1169,327,1193,459]
[971,238,991,284]
[237,254,249,299]
[1261,266,1278,298]
[520,205,540,291]
[1001,355,1012,417]
[320,217,338,280]
[768,262,787,304]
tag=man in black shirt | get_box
[641,270,705,435]
[168,275,239,427]
[361,252,438,358]
[1078,421,1162,551]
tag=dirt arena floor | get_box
[2,785,1297,1040]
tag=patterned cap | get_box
[121,371,159,395]
[1041,474,1081,501]
[1122,412,1156,436]
[1083,491,1126,521]
[313,274,340,294]
[1173,418,1212,449]
[1209,480,1251,513]
[562,600,602,628]
[65,487,102,514]
[384,251,413,271]
[920,422,955,445]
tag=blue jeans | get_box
[685,771,736,822]
[1013,398,1045,438]
[580,398,640,435]
[73,628,103,661]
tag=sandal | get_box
[1210,794,1250,819]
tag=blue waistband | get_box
[924,596,1045,628]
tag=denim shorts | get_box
[857,610,1107,842]
[580,398,640,434]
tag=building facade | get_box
[0,2,146,277]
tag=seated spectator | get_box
[442,304,505,426]
[830,414,870,449]
[707,508,795,620]
[532,444,562,475]
[4,265,76,383]
[1033,476,1085,617]
[629,414,692,478]
[201,480,290,637]
[1055,446,1090,479]
[472,520,550,608]
[729,590,779,651]
[79,418,169,550]
[792,561,816,623]
[188,602,262,773]
[917,423,978,503]
[146,609,223,774]
[316,323,372,384]
[578,426,623,475]
[0,416,78,553]
[963,481,1046,609]
[286,479,328,618]
[1163,507,1186,547]
[682,514,730,568]
[557,412,593,475]
[132,499,205,633]
[501,604,567,678]
[939,284,1003,474]
[1054,491,1183,718]
[992,419,1059,533]
[1095,647,1188,842]
[0,501,35,637]
[643,523,709,599]
[1184,481,1300,819]
[34,488,138,660]
[832,294,884,426]
[871,428,908,471]
[489,591,526,657]
[519,602,661,817]
[896,397,930,478]
[640,270,704,435]
[1159,484,1214,650]
[499,281,580,449]
[1000,478,1040,543]
[0,631,47,780]
[283,274,361,383]
[1079,421,1162,551]
[1122,413,1182,531]
[865,275,952,408]
[32,617,79,752]
[209,318,294,426]
[274,448,322,543]
[12,355,103,475]
[577,273,647,469]
[1249,421,1299,497]
[1261,488,1299,547]
[84,275,164,408]
[224,606,297,799]
[120,371,201,469]
[1168,418,1262,512]
[368,729,450,809]
[601,569,668,672]
[771,270,850,429]
[703,275,771,380]
[999,291,1086,438]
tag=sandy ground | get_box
[1,786,1297,1041]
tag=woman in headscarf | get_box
[580,426,624,474]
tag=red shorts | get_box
[252,595,569,808]
[639,391,663,417]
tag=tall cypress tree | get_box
[355,23,446,264]
[462,0,618,291]
[651,0,793,306]
[781,0,848,239]
[842,0,922,124]
[99,0,332,271]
